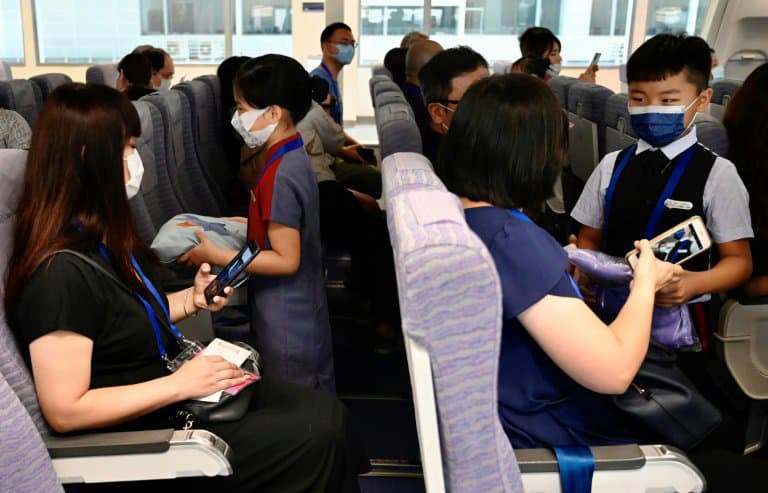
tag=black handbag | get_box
[612,342,722,450]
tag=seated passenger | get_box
[383,47,407,88]
[116,53,155,101]
[0,108,31,149]
[519,26,598,82]
[181,55,336,392]
[572,34,752,324]
[419,46,489,164]
[5,83,368,492]
[436,73,680,448]
[510,56,551,79]
[403,40,443,133]
[133,45,175,91]
[724,62,768,297]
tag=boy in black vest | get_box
[572,34,753,330]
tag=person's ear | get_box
[695,87,713,112]
[427,102,446,127]
[267,106,283,124]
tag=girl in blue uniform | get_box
[435,73,681,448]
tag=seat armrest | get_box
[45,429,174,458]
[515,444,645,473]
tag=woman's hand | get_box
[631,240,682,292]
[171,355,248,400]
[191,262,232,312]
[178,230,224,268]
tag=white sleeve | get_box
[703,157,754,243]
[570,151,620,229]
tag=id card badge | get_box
[166,339,204,372]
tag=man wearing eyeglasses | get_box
[418,46,490,165]
[312,22,383,198]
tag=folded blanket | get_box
[151,214,247,264]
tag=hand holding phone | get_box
[625,216,712,270]
[357,147,376,165]
[589,52,601,70]
[204,241,260,304]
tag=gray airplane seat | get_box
[85,64,119,88]
[372,63,393,79]
[196,75,223,126]
[369,74,393,105]
[566,82,614,182]
[141,91,221,218]
[374,79,402,99]
[375,90,409,109]
[0,79,43,129]
[604,93,638,155]
[694,112,729,157]
[0,60,11,81]
[548,75,579,108]
[29,74,72,101]
[709,78,742,121]
[716,298,768,454]
[376,102,421,159]
[0,149,232,488]
[724,49,767,81]
[172,80,230,209]
[383,150,706,493]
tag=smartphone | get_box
[625,216,712,270]
[204,241,260,304]
[357,147,376,164]
[589,52,601,70]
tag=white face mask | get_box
[231,107,278,149]
[546,63,562,78]
[124,148,144,199]
[159,78,171,92]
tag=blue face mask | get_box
[711,66,725,80]
[332,44,355,65]
[628,96,701,147]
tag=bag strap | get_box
[553,446,595,493]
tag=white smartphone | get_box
[625,216,712,270]
[589,52,601,70]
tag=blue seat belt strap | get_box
[554,445,595,493]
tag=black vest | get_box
[604,143,716,272]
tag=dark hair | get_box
[419,46,488,105]
[235,55,312,123]
[519,27,561,59]
[627,33,712,93]
[132,45,166,73]
[6,83,150,314]
[436,74,568,209]
[724,62,768,238]
[310,75,330,104]
[384,47,408,87]
[118,53,152,86]
[512,56,551,79]
[217,56,251,115]
[320,22,352,43]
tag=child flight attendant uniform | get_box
[248,133,335,392]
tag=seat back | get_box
[172,81,230,208]
[567,82,614,181]
[369,74,393,104]
[548,76,579,108]
[85,64,119,88]
[0,60,12,81]
[604,93,638,155]
[724,49,767,81]
[709,78,741,121]
[195,75,223,129]
[374,80,402,98]
[383,152,523,492]
[132,101,184,231]
[0,149,49,438]
[376,103,422,159]
[716,299,768,399]
[29,74,72,101]
[381,152,443,200]
[372,63,393,79]
[694,113,728,156]
[0,80,43,129]
[141,92,221,217]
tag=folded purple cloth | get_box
[565,248,633,285]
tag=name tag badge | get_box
[664,199,693,211]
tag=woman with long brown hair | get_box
[6,83,367,492]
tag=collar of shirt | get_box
[403,82,421,96]
[635,125,698,160]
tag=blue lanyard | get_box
[253,135,304,189]
[507,208,583,299]
[320,63,341,122]
[98,245,185,361]
[604,144,697,239]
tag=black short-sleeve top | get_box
[12,248,179,392]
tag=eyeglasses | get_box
[330,40,359,48]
